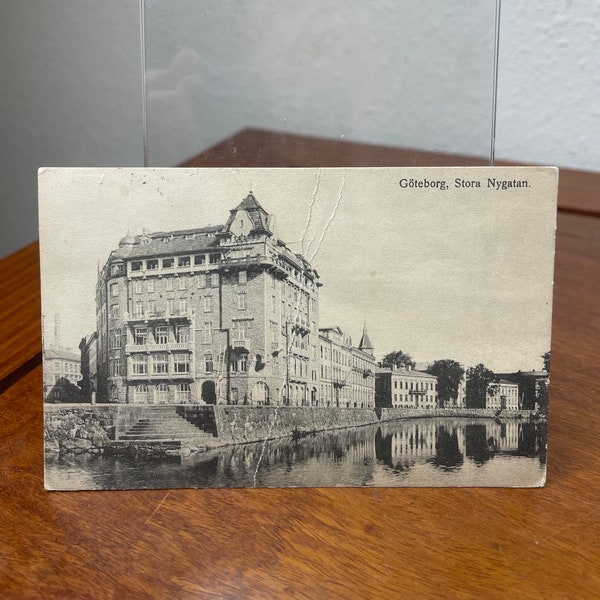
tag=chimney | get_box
[54,314,61,349]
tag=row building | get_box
[375,365,438,410]
[91,193,376,407]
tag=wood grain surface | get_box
[184,128,599,215]
[1,136,599,598]
[0,242,41,385]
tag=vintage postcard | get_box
[40,166,557,490]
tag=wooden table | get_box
[1,131,599,599]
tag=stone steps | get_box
[120,406,216,442]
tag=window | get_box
[153,353,168,374]
[204,353,213,372]
[111,330,121,349]
[204,296,212,312]
[111,264,123,276]
[178,277,186,290]
[111,385,118,401]
[131,261,142,272]
[110,283,119,297]
[232,320,247,342]
[238,270,247,285]
[110,359,121,376]
[110,304,119,318]
[167,298,175,315]
[178,256,190,267]
[194,254,205,266]
[134,280,143,294]
[166,278,174,291]
[134,384,148,402]
[147,299,156,316]
[134,301,144,318]
[179,298,187,314]
[203,322,212,344]
[238,292,246,310]
[173,353,190,373]
[162,258,174,269]
[176,383,191,402]
[196,273,206,288]
[147,279,155,292]
[206,274,212,288]
[146,259,158,271]
[209,254,219,264]
[132,355,147,374]
[175,325,189,343]
[155,383,169,403]
[155,326,168,344]
[134,327,147,345]
[239,353,248,372]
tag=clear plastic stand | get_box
[141,1,500,168]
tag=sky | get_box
[38,166,557,372]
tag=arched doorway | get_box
[201,380,217,404]
[252,381,269,405]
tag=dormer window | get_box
[131,261,142,271]
[178,256,190,267]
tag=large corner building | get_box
[95,193,375,406]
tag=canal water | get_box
[45,417,547,490]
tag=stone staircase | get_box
[118,406,216,443]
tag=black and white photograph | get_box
[39,166,557,490]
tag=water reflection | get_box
[45,418,547,490]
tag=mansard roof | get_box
[44,348,80,362]
[224,192,272,236]
[358,324,374,352]
[112,225,223,259]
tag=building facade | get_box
[79,332,98,403]
[485,379,519,411]
[496,370,549,411]
[95,193,322,406]
[318,325,377,408]
[375,366,438,409]
[43,348,82,403]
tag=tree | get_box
[381,350,415,370]
[536,380,549,414]
[465,364,496,408]
[542,351,551,373]
[426,360,464,408]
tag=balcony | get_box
[124,308,194,323]
[125,340,194,354]
[127,371,193,381]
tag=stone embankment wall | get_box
[213,406,379,445]
[44,405,118,454]
[379,408,533,421]
[45,404,536,456]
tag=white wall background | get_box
[1,0,599,258]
